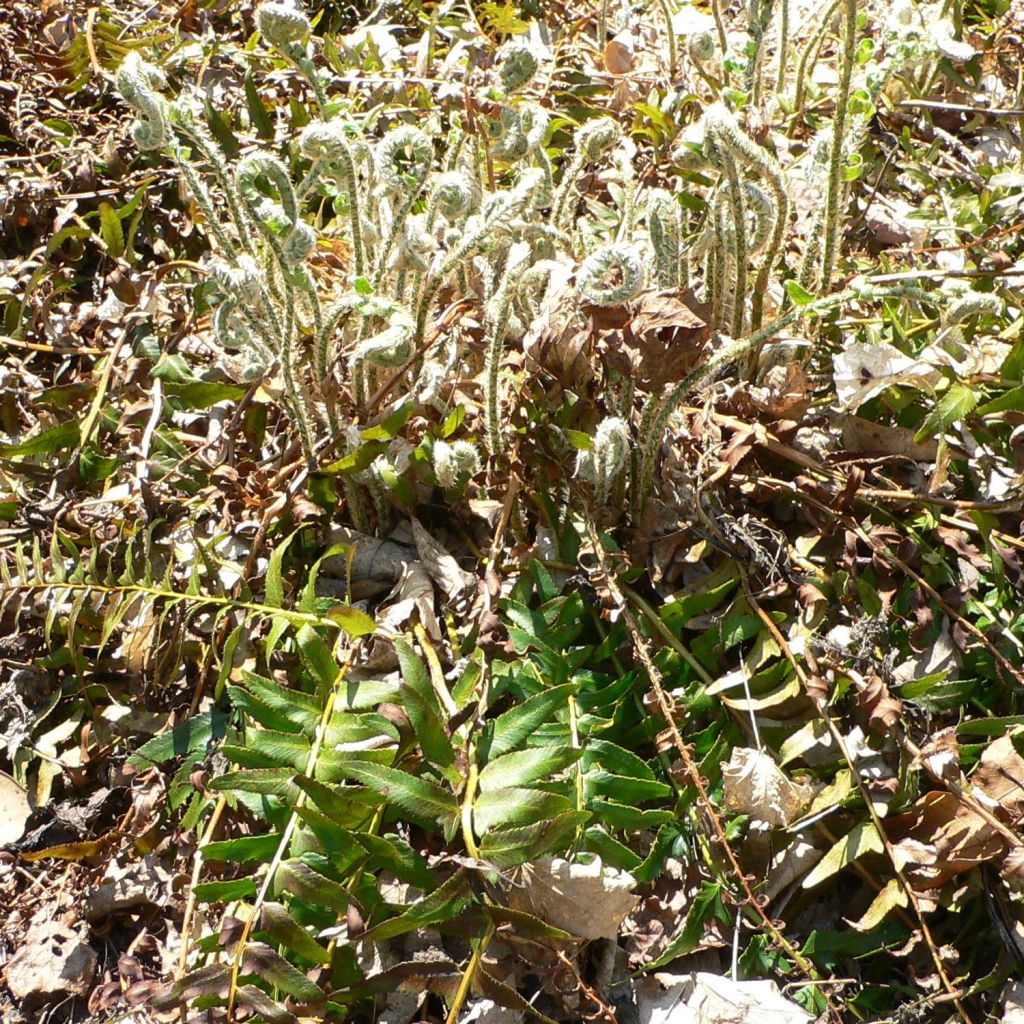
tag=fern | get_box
[151,615,604,1021]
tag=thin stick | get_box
[584,518,837,999]
[745,583,971,1024]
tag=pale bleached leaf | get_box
[721,747,813,826]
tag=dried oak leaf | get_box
[600,289,711,389]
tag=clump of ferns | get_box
[119,35,713,533]
[788,0,958,294]
[118,0,933,536]
[116,20,557,492]
[676,103,790,338]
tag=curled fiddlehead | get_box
[578,243,644,306]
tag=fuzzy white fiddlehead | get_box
[428,171,480,223]
[351,310,414,370]
[390,214,436,276]
[497,41,540,93]
[703,103,789,330]
[373,127,433,285]
[553,117,621,231]
[578,243,644,306]
[519,103,553,205]
[703,108,748,334]
[487,106,528,162]
[300,119,366,276]
[820,0,858,289]
[116,52,169,151]
[214,302,273,378]
[579,117,621,161]
[742,181,775,256]
[521,104,550,152]
[484,241,532,456]
[689,30,716,63]
[433,440,482,488]
[944,291,1001,327]
[236,152,300,234]
[255,0,310,49]
[413,169,542,350]
[375,126,433,193]
[648,189,682,289]
[577,417,631,507]
[281,219,315,265]
[210,255,264,303]
[709,190,731,330]
[233,151,319,461]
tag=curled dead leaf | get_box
[856,673,902,733]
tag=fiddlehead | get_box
[116,52,169,151]
[648,189,683,289]
[578,243,644,306]
[577,417,631,508]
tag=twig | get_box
[85,7,104,79]
[741,574,973,1024]
[0,336,104,356]
[583,517,837,1004]
[897,99,1024,117]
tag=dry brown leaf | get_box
[913,727,961,784]
[973,734,1024,817]
[885,734,1024,888]
[836,413,940,461]
[523,270,596,389]
[323,526,413,584]
[758,362,811,419]
[864,197,929,248]
[1001,980,1024,1024]
[608,290,711,389]
[84,854,172,921]
[375,562,441,641]
[7,918,98,1008]
[721,747,814,827]
[651,966,811,1024]
[857,673,903,733]
[512,856,638,940]
[0,770,32,846]
[603,31,634,74]
[411,517,475,599]
[833,341,942,411]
